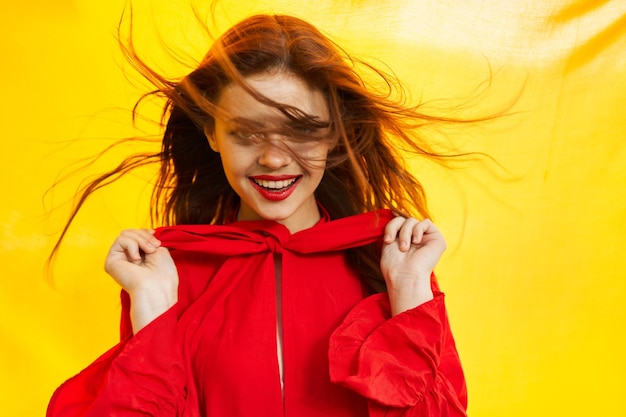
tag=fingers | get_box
[384,216,437,252]
[114,229,161,263]
[384,216,416,251]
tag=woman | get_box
[48,13,467,417]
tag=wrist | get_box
[129,287,178,333]
[386,273,433,316]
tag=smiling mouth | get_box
[251,177,300,191]
[249,175,302,201]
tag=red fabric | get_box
[47,209,467,417]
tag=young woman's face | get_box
[209,71,331,233]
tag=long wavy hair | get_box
[52,14,470,292]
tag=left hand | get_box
[380,216,447,315]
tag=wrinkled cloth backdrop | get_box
[1,0,625,416]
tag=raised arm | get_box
[381,216,446,315]
[47,230,186,417]
[330,216,467,416]
[104,229,179,332]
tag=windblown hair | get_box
[53,14,464,292]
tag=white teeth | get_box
[254,178,297,190]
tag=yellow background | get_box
[2,0,625,415]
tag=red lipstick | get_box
[249,175,301,201]
[250,175,299,181]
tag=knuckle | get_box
[390,216,404,226]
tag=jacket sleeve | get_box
[46,291,187,417]
[328,286,467,417]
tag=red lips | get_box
[248,175,302,201]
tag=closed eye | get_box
[230,130,265,144]
[291,126,315,135]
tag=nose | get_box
[257,139,292,169]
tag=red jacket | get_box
[48,209,467,416]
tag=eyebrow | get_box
[227,116,330,130]
[227,117,266,129]
[285,117,330,129]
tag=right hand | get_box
[104,229,179,332]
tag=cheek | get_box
[308,154,328,171]
[219,148,257,180]
[295,143,330,167]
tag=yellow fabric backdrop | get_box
[2,0,625,415]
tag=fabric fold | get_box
[329,291,467,414]
[47,306,186,416]
[47,208,466,417]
